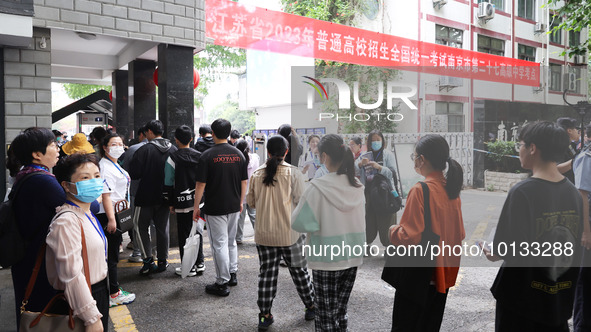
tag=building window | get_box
[518,44,536,62]
[518,0,535,20]
[435,25,463,48]
[566,67,582,94]
[477,35,505,56]
[478,0,504,12]
[436,102,464,132]
[569,31,581,48]
[549,64,562,91]
[549,15,562,44]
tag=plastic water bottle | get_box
[391,190,399,197]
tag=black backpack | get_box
[365,173,403,215]
[0,173,38,268]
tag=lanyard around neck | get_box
[106,158,130,201]
[65,200,107,259]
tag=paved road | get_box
[0,189,508,332]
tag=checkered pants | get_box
[313,267,358,332]
[256,235,315,315]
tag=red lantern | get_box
[109,90,112,101]
[154,67,199,89]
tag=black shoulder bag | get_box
[381,182,440,307]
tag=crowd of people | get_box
[3,117,591,331]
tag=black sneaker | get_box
[304,306,315,321]
[258,313,274,331]
[205,282,230,297]
[228,272,238,286]
[155,260,169,273]
[139,259,157,276]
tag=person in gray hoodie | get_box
[292,134,365,332]
[129,120,177,275]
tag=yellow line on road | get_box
[466,218,490,246]
[110,305,138,332]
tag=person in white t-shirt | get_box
[96,133,136,308]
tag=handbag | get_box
[20,219,92,332]
[114,200,133,233]
[181,218,205,278]
[381,182,440,307]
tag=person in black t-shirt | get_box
[193,119,248,297]
[485,121,583,331]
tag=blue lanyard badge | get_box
[106,158,130,201]
[65,200,107,259]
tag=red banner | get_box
[206,0,541,87]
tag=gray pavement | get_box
[0,189,509,332]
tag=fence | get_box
[296,132,473,191]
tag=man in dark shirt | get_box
[129,120,178,275]
[557,117,582,183]
[195,124,215,153]
[193,118,248,296]
[485,121,583,331]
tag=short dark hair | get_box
[199,124,212,136]
[366,130,386,151]
[90,126,107,142]
[137,126,147,137]
[145,120,164,136]
[100,133,122,157]
[211,119,231,139]
[350,137,362,146]
[52,129,62,137]
[6,127,56,176]
[230,129,241,139]
[175,125,194,145]
[557,117,577,131]
[54,153,100,184]
[586,124,591,139]
[519,121,569,162]
[278,124,293,139]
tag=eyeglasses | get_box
[514,142,524,153]
[410,153,420,161]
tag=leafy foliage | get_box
[281,0,358,25]
[546,0,590,57]
[62,84,110,100]
[207,100,255,135]
[485,140,521,172]
[194,44,246,109]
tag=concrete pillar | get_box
[157,44,195,138]
[112,70,130,143]
[1,47,5,198]
[128,59,156,135]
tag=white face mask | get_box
[109,146,125,159]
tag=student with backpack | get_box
[164,125,205,277]
[389,134,465,331]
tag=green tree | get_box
[62,84,110,100]
[208,100,255,135]
[546,0,590,57]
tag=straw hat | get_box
[62,133,95,155]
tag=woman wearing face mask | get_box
[355,130,399,247]
[300,135,321,180]
[95,133,136,308]
[48,153,109,332]
[388,134,465,331]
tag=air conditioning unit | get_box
[534,22,546,34]
[433,0,447,10]
[477,2,495,23]
[439,76,463,91]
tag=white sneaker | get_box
[195,263,206,273]
[175,266,197,277]
[109,289,136,307]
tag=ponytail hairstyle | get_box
[318,134,361,188]
[235,139,250,167]
[415,134,463,199]
[263,135,288,186]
